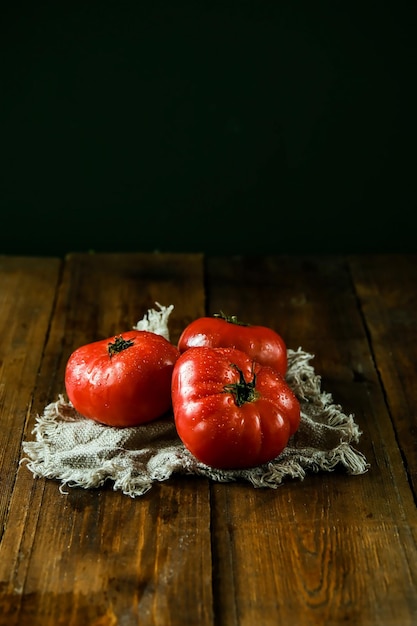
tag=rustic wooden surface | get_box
[1,252,416,625]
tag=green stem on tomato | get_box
[223,364,260,407]
[213,311,250,326]
[108,335,134,358]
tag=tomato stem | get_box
[224,364,259,407]
[213,311,250,326]
[108,335,134,358]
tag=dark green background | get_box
[2,1,416,257]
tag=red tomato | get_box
[65,330,180,427]
[177,313,287,376]
[171,346,300,469]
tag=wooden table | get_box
[1,252,417,625]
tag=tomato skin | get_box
[171,346,300,469]
[177,315,287,376]
[65,330,180,427]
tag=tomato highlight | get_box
[65,330,180,427]
[171,346,300,469]
[177,312,288,376]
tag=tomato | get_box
[177,312,287,376]
[65,330,180,427]
[171,346,300,469]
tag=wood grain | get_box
[349,254,417,498]
[1,253,417,625]
[206,255,417,626]
[1,253,211,626]
[0,256,61,538]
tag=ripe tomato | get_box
[177,312,287,376]
[171,346,300,469]
[65,330,180,427]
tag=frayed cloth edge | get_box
[21,341,370,497]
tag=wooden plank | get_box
[349,254,417,497]
[0,256,61,537]
[206,255,417,626]
[3,252,417,625]
[0,253,212,626]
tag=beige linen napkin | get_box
[22,304,369,497]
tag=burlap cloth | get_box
[21,304,369,497]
